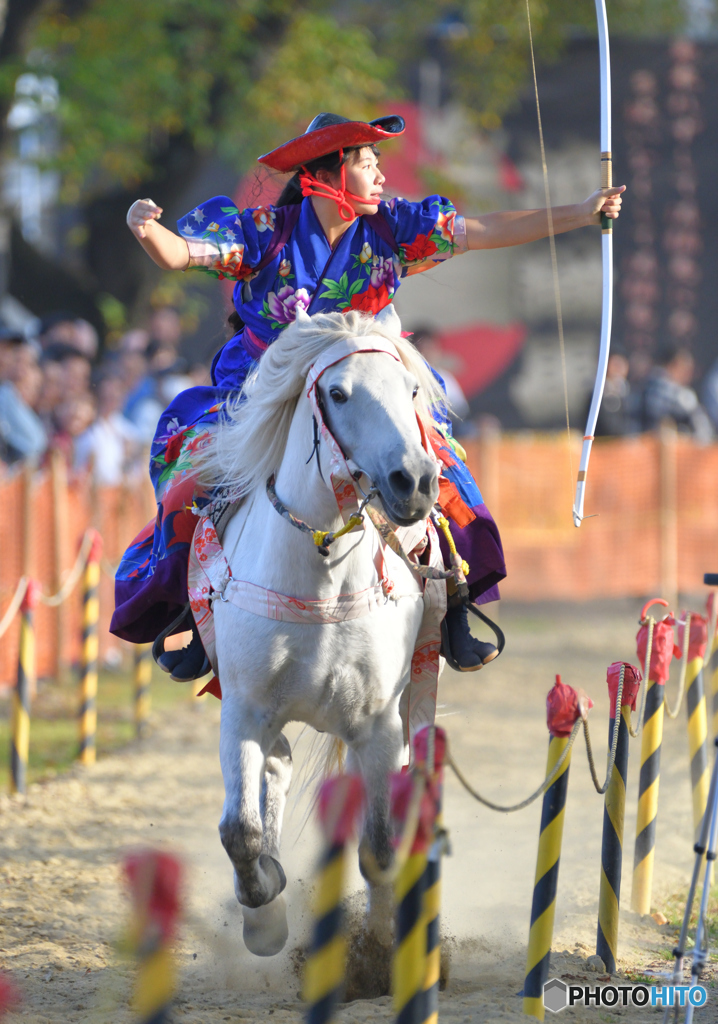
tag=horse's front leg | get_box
[218,696,287,913]
[353,707,405,947]
[240,731,293,957]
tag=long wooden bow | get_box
[572,0,613,527]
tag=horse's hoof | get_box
[260,853,287,898]
[233,855,287,909]
[242,894,289,956]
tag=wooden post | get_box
[477,417,501,520]
[659,421,678,610]
[21,463,36,697]
[50,449,69,677]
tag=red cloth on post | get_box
[636,616,678,685]
[676,612,708,663]
[607,661,642,712]
[546,675,593,737]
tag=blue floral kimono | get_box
[111,194,506,643]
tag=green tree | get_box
[24,1,393,200]
[360,0,684,131]
[3,0,687,327]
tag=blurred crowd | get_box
[0,309,716,485]
[0,307,210,483]
[593,345,717,442]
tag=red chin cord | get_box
[299,149,381,222]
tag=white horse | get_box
[197,305,446,958]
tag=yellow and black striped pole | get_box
[10,581,40,795]
[413,726,448,1024]
[392,763,432,1024]
[523,676,579,1021]
[303,774,364,1024]
[632,601,674,915]
[707,593,718,742]
[134,645,152,739]
[684,622,709,840]
[124,849,182,1024]
[596,662,642,974]
[79,531,102,766]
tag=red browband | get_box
[299,148,381,222]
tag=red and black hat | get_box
[258,112,405,173]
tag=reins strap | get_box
[363,505,459,584]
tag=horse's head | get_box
[309,307,440,525]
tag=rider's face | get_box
[322,147,385,216]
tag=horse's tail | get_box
[322,736,346,779]
[292,731,348,837]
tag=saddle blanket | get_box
[187,514,447,748]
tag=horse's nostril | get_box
[418,471,436,497]
[388,469,415,498]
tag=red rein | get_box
[299,148,381,222]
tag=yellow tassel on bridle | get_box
[435,515,470,578]
[313,513,364,550]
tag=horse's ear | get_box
[374,303,401,335]
[295,306,311,324]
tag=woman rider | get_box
[112,112,624,679]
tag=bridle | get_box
[264,336,471,595]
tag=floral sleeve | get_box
[177,196,278,281]
[381,195,467,273]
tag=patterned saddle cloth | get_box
[187,511,447,749]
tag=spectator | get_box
[75,375,141,484]
[0,331,47,464]
[38,312,99,359]
[38,311,78,349]
[72,319,99,360]
[636,345,713,442]
[701,356,718,432]
[51,394,96,465]
[595,352,632,436]
[35,356,65,432]
[43,343,92,401]
[119,327,150,355]
[188,361,210,387]
[410,325,471,435]
[148,305,182,353]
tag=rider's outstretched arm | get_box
[126,199,190,270]
[465,185,625,250]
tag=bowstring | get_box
[525,0,575,497]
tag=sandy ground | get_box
[1,599,716,1023]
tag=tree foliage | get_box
[23,0,392,199]
[16,0,686,201]
[361,0,685,131]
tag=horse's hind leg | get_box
[241,733,293,956]
[342,712,403,999]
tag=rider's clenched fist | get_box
[127,198,163,240]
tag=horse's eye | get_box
[329,386,347,404]
[412,385,419,399]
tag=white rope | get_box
[0,530,99,637]
[38,530,96,608]
[665,612,691,720]
[101,557,119,580]
[0,577,29,639]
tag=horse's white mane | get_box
[198,308,446,497]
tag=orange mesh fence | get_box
[464,431,718,602]
[0,458,155,689]
[0,434,716,688]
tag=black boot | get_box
[442,602,499,672]
[152,606,211,682]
